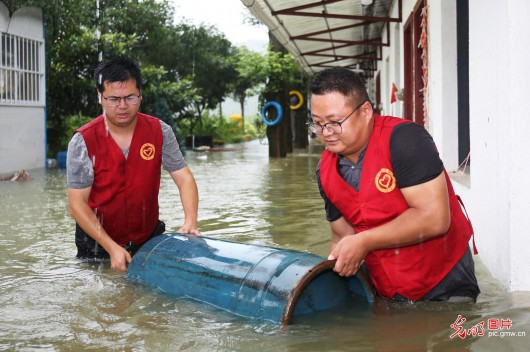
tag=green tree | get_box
[3,0,101,154]
[260,37,307,157]
[172,23,238,134]
[3,0,248,152]
[231,46,267,128]
[97,0,177,74]
[141,65,197,126]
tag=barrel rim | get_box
[281,260,375,325]
[281,259,334,325]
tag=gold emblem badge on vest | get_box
[140,143,155,160]
[375,168,396,193]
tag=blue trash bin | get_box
[56,151,67,169]
[126,233,374,324]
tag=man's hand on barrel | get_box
[109,244,132,272]
[328,234,368,277]
[178,222,200,236]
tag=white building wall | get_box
[506,0,530,291]
[383,0,460,169]
[467,0,530,291]
[467,0,511,290]
[379,2,400,117]
[0,106,45,171]
[427,0,459,171]
[392,22,402,118]
[0,3,45,174]
[379,0,530,292]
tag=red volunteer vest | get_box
[77,113,163,246]
[320,115,473,300]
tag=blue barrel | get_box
[126,233,374,324]
[56,151,67,169]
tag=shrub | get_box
[59,113,93,151]
[177,114,259,144]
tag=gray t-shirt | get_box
[67,119,186,189]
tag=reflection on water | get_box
[0,140,528,351]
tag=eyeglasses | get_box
[102,94,141,107]
[307,101,366,135]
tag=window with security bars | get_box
[0,32,44,106]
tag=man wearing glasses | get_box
[310,67,479,302]
[67,57,199,271]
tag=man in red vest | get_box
[67,57,199,272]
[310,67,479,302]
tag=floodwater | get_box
[0,139,528,351]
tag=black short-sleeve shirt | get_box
[316,122,444,221]
[315,122,480,302]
